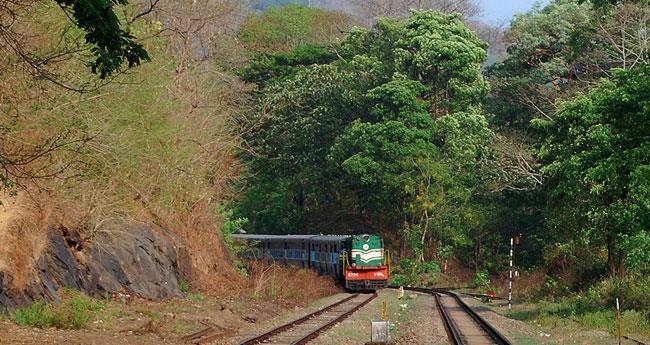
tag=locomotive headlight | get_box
[363,234,370,242]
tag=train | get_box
[231,234,390,290]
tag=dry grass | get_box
[491,269,547,298]
[1,2,253,295]
[0,191,50,290]
[437,258,475,287]
[243,261,342,306]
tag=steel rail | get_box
[442,290,512,345]
[291,292,377,345]
[181,327,215,343]
[394,286,512,345]
[434,292,464,344]
[237,292,374,345]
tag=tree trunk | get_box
[419,210,430,263]
[474,241,481,272]
[607,235,616,277]
[618,248,626,279]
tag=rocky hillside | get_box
[0,194,190,312]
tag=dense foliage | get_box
[236,1,650,290]
[485,0,649,283]
[53,0,150,78]
[537,66,650,277]
[236,10,508,270]
[238,4,355,53]
[1,0,648,318]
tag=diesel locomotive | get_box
[231,234,390,290]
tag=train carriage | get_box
[232,233,389,290]
[282,235,313,268]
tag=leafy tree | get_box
[238,4,356,54]
[584,0,649,8]
[53,0,150,78]
[350,0,482,26]
[341,11,489,117]
[488,0,648,127]
[238,44,337,88]
[486,0,593,125]
[537,64,650,278]
[328,78,437,230]
[483,0,648,275]
[237,11,496,266]
[1,0,150,80]
[237,63,369,233]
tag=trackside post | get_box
[508,237,513,310]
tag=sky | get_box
[480,0,549,24]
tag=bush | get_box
[473,269,490,289]
[517,276,650,340]
[391,258,442,286]
[247,262,339,305]
[13,290,105,329]
[13,302,55,329]
[391,273,409,287]
[421,261,441,274]
[179,278,190,293]
[580,275,650,317]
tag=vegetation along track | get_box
[401,287,512,345]
[237,292,376,345]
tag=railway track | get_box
[237,292,376,345]
[400,287,512,345]
[184,287,509,344]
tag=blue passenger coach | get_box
[232,234,389,290]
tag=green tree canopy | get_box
[238,4,356,54]
[537,64,650,276]
[237,10,498,266]
[54,0,150,78]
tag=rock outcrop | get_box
[0,222,186,313]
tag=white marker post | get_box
[616,298,622,345]
[508,237,513,310]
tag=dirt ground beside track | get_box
[305,289,450,345]
[0,289,448,345]
[461,295,647,345]
[0,292,349,345]
[2,289,645,345]
[392,292,448,345]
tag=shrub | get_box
[581,275,650,317]
[392,258,442,286]
[13,290,105,329]
[179,279,190,293]
[391,273,409,287]
[13,302,55,329]
[246,262,339,305]
[473,269,490,289]
[421,261,441,274]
